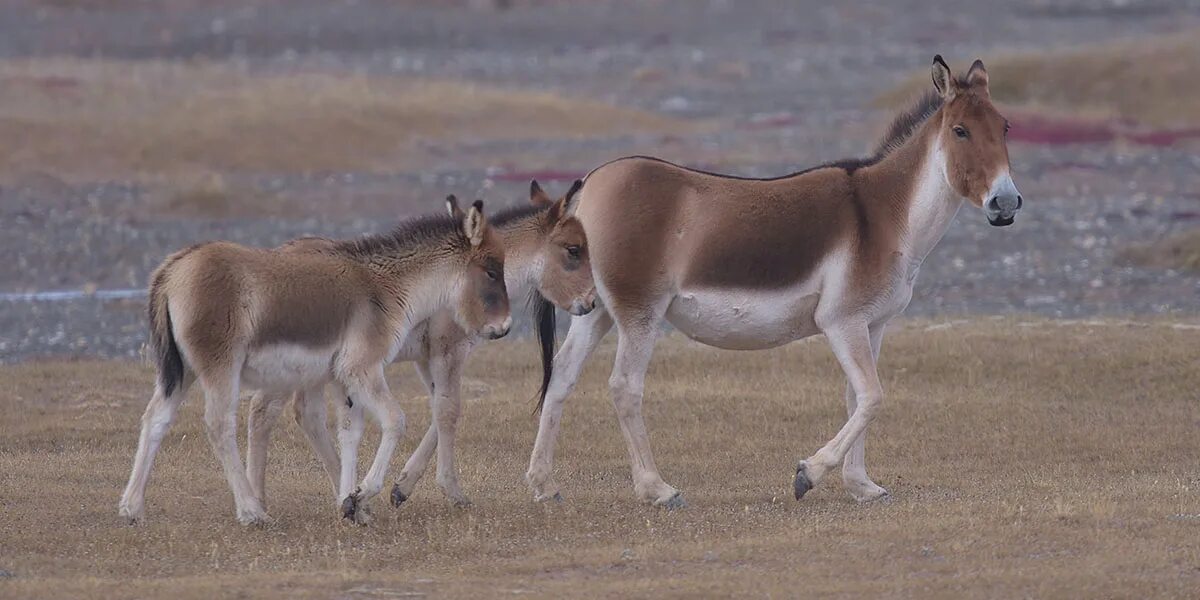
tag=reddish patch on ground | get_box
[491,169,586,182]
[1008,112,1200,147]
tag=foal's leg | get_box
[392,360,439,506]
[291,386,341,496]
[841,324,889,502]
[340,369,406,523]
[335,383,366,519]
[794,323,883,500]
[609,317,681,508]
[526,307,614,502]
[118,378,190,523]
[429,348,471,506]
[201,365,270,525]
[245,391,288,506]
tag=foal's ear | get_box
[446,194,465,219]
[530,180,553,207]
[550,179,585,221]
[931,54,955,100]
[464,199,486,247]
[966,59,989,94]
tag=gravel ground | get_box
[2,0,1199,362]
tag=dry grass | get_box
[1119,229,1200,272]
[877,31,1200,126]
[0,59,693,181]
[2,319,1199,598]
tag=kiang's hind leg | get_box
[841,324,890,502]
[607,299,683,508]
[245,390,288,507]
[794,321,884,501]
[199,361,271,525]
[526,306,614,502]
[291,386,341,498]
[119,375,192,524]
[429,346,472,507]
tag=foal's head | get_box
[528,179,596,316]
[447,198,512,339]
[931,55,1023,226]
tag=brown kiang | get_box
[526,55,1023,507]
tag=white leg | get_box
[842,324,889,502]
[245,391,287,507]
[608,321,681,507]
[118,379,189,523]
[200,367,270,525]
[430,349,470,506]
[526,307,613,502]
[335,385,365,517]
[291,386,341,497]
[795,323,883,500]
[340,368,405,523]
[392,360,439,505]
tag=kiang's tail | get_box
[146,257,185,396]
[531,291,556,415]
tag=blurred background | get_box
[1,0,1198,362]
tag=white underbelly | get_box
[665,287,822,350]
[242,344,335,392]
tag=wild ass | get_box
[526,56,1023,507]
[243,181,595,512]
[119,201,511,525]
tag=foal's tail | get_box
[531,291,556,415]
[147,250,191,397]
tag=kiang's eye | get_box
[952,125,969,139]
[566,245,581,259]
[485,269,499,281]
[1004,121,1011,135]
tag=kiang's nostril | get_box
[986,196,1000,211]
[1016,195,1023,210]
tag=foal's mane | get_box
[334,213,467,257]
[488,202,548,228]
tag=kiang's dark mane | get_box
[601,87,950,181]
[334,213,466,257]
[488,202,547,228]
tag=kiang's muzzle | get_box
[569,290,598,316]
[985,173,1022,227]
[482,316,512,340]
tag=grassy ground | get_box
[0,59,693,181]
[877,31,1200,127]
[1,319,1198,598]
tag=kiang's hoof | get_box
[390,485,408,508]
[794,464,814,501]
[657,491,688,510]
[341,489,362,521]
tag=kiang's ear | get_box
[931,54,955,100]
[445,194,465,219]
[464,199,486,247]
[551,179,585,221]
[966,59,989,95]
[530,180,553,207]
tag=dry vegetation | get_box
[0,59,694,181]
[1,319,1198,598]
[1119,229,1200,273]
[877,31,1200,127]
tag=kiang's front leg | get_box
[795,322,884,501]
[392,359,439,507]
[340,367,406,525]
[841,324,890,502]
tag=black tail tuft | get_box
[155,305,184,397]
[530,291,556,415]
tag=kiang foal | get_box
[119,201,510,525]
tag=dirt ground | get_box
[2,319,1198,598]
